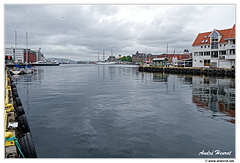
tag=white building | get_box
[5,48,24,63]
[192,25,235,68]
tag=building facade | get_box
[5,48,44,63]
[132,51,191,64]
[192,25,235,68]
[5,48,24,63]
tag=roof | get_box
[226,24,235,39]
[192,24,235,46]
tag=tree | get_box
[118,56,132,62]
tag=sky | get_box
[4,4,235,61]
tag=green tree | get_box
[118,56,132,62]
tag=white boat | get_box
[96,61,116,65]
[23,32,34,74]
[96,50,116,65]
[10,67,23,75]
[10,70,22,75]
[23,67,33,74]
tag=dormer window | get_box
[211,30,219,49]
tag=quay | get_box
[138,66,235,78]
[4,67,37,158]
[6,62,60,67]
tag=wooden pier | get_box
[138,66,235,78]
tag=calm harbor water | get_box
[13,64,235,158]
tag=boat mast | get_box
[14,31,17,48]
[98,51,100,61]
[165,43,168,58]
[26,32,28,64]
[103,50,105,61]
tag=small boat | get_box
[23,32,34,74]
[23,67,34,74]
[10,70,22,75]
[10,65,23,75]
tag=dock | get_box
[4,68,37,158]
[6,62,60,67]
[138,66,235,78]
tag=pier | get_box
[138,66,235,78]
[4,68,37,158]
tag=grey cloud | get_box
[5,5,235,60]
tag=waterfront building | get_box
[192,24,235,68]
[153,58,168,66]
[5,48,24,63]
[132,51,150,63]
[5,47,45,63]
[132,51,191,64]
[24,49,37,63]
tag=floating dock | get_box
[138,66,235,78]
[4,68,37,158]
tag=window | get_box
[211,51,218,58]
[219,51,226,55]
[204,51,210,56]
[211,42,218,49]
[211,31,219,39]
[204,60,210,66]
[199,52,203,56]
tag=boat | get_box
[23,66,34,74]
[96,61,116,65]
[95,50,116,65]
[10,65,23,75]
[23,32,34,74]
[32,61,60,66]
[10,69,22,75]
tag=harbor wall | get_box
[138,66,235,78]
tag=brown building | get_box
[24,49,37,63]
[132,50,191,63]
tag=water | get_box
[12,64,235,158]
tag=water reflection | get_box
[191,76,235,123]
[12,68,44,84]
[153,73,168,82]
[151,73,235,124]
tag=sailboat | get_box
[23,32,33,74]
[9,31,23,75]
[96,50,116,65]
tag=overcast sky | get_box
[4,4,235,61]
